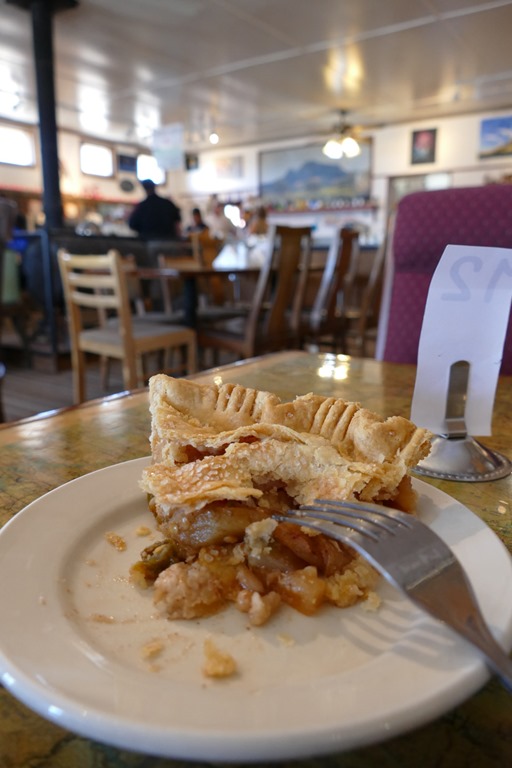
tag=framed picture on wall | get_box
[117,153,137,173]
[411,129,437,164]
[185,153,199,171]
[214,155,244,179]
[259,142,371,209]
[478,115,512,158]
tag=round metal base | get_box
[413,434,512,482]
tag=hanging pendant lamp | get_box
[322,110,361,159]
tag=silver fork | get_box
[274,499,512,692]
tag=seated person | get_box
[205,201,236,240]
[185,207,208,234]
[247,205,269,236]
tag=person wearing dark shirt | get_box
[185,207,208,234]
[128,179,182,240]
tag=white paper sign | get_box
[152,123,184,171]
[411,244,512,436]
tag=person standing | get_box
[128,179,182,240]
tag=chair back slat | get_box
[245,225,312,350]
[301,227,359,352]
[58,248,133,330]
[323,228,359,332]
[345,232,387,356]
[309,228,343,332]
[67,272,117,291]
[69,290,120,310]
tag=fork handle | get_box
[461,619,512,693]
[416,597,512,692]
[409,567,512,692]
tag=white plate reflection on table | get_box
[0,457,511,762]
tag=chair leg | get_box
[11,314,32,368]
[187,338,197,374]
[100,356,110,390]
[73,349,87,404]
[122,356,139,390]
[163,348,172,373]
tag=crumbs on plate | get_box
[361,590,381,611]
[135,525,152,537]
[104,531,127,551]
[141,639,165,660]
[202,637,237,679]
[90,613,116,623]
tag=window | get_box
[80,142,114,177]
[0,125,35,166]
[136,154,165,185]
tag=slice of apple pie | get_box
[134,374,431,626]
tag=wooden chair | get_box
[344,236,386,357]
[300,227,359,351]
[57,249,197,403]
[197,225,312,362]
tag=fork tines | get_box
[276,498,415,542]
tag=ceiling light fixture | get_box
[209,131,219,145]
[322,110,361,159]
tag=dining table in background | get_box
[134,263,261,327]
[0,350,511,768]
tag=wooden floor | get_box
[0,315,212,423]
[1,353,128,424]
[0,337,239,423]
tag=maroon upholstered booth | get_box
[377,185,512,374]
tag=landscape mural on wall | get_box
[479,116,512,158]
[259,142,371,210]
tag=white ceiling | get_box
[2,0,512,150]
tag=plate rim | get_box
[1,456,511,762]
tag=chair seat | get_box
[198,305,250,322]
[81,317,190,346]
[197,313,297,354]
[298,306,343,332]
[135,304,249,326]
[132,309,186,325]
[197,315,247,336]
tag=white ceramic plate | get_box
[1,457,511,762]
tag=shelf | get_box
[268,204,378,214]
